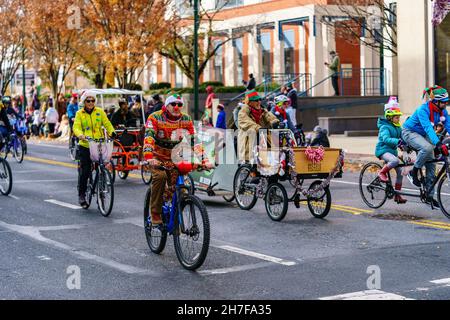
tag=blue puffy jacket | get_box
[67,103,79,120]
[403,102,450,145]
[215,110,227,129]
[375,117,402,158]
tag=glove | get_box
[110,132,117,139]
[272,122,280,129]
[436,142,449,156]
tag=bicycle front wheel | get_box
[359,162,388,209]
[97,168,114,217]
[141,164,152,185]
[265,183,288,221]
[173,195,210,270]
[14,138,24,163]
[437,174,450,219]
[0,158,12,196]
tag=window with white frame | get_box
[213,40,224,82]
[260,32,271,78]
[235,37,244,85]
[215,0,244,9]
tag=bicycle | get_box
[0,128,25,163]
[81,137,115,217]
[359,142,450,219]
[0,157,12,196]
[143,161,210,270]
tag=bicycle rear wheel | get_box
[97,168,114,217]
[173,195,210,270]
[359,162,388,209]
[141,164,152,185]
[143,187,167,254]
[0,158,12,196]
[233,165,257,210]
[307,180,331,219]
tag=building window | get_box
[436,14,450,90]
[175,0,192,16]
[216,0,244,9]
[389,2,397,27]
[213,40,224,82]
[283,29,295,74]
[235,37,244,85]
[175,65,183,88]
[261,32,271,78]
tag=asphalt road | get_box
[0,140,450,300]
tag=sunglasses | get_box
[170,102,183,107]
[85,99,95,103]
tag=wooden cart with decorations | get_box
[233,129,344,221]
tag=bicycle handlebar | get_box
[141,161,211,173]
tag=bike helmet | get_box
[274,95,289,106]
[385,107,403,118]
[2,96,11,105]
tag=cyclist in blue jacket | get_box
[402,85,450,207]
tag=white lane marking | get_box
[430,278,450,286]
[44,199,82,210]
[0,220,155,275]
[199,262,272,275]
[37,255,52,261]
[319,290,414,300]
[16,179,76,184]
[216,245,297,266]
[113,217,299,268]
[8,195,19,200]
[14,170,46,174]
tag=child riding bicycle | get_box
[375,97,407,204]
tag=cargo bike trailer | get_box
[233,129,344,221]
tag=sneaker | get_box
[408,168,422,187]
[79,195,88,208]
[426,197,440,208]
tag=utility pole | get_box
[193,0,199,120]
[22,47,27,114]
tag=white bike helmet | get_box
[274,95,289,106]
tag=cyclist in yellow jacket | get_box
[73,91,116,207]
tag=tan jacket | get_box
[237,104,279,162]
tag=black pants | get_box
[78,146,92,197]
[331,75,340,96]
[48,123,56,134]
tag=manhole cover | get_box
[370,213,425,221]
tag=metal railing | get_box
[298,68,391,97]
[262,73,312,100]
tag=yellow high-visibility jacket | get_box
[73,107,115,149]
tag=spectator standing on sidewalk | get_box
[286,83,298,126]
[325,51,340,96]
[243,74,256,91]
[45,101,59,135]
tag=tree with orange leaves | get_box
[0,0,24,95]
[23,0,82,98]
[82,0,170,88]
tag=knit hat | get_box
[80,90,97,105]
[165,93,183,106]
[245,89,261,102]
[384,96,400,111]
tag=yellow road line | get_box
[331,206,363,215]
[331,204,374,214]
[26,156,77,169]
[410,221,450,231]
[420,220,450,227]
[25,156,142,180]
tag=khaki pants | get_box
[150,165,178,224]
